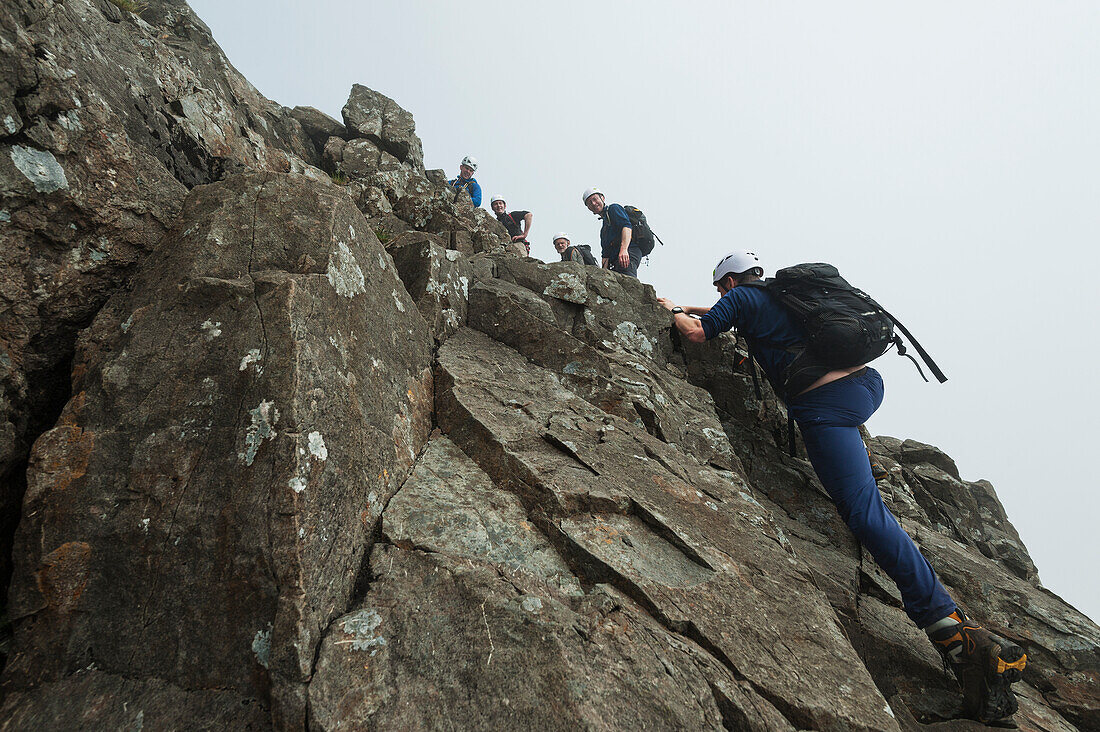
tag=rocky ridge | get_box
[1,2,1098,730]
[0,0,511,621]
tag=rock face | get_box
[342,85,423,169]
[3,173,433,729]
[290,106,348,149]
[0,0,326,609]
[0,0,509,615]
[2,3,1099,732]
[432,325,896,731]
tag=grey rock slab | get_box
[845,596,963,721]
[8,145,68,193]
[467,276,654,429]
[468,278,611,376]
[341,84,424,169]
[385,433,580,594]
[871,435,1039,582]
[4,0,315,186]
[898,438,962,480]
[0,0,321,607]
[320,135,346,175]
[2,174,433,728]
[392,174,467,230]
[604,353,741,472]
[357,187,397,220]
[383,434,582,596]
[388,234,472,343]
[0,129,185,609]
[310,545,791,731]
[494,257,676,365]
[435,328,900,731]
[291,106,348,147]
[1009,683,1082,732]
[0,1,1090,727]
[467,272,737,471]
[337,138,420,203]
[0,668,270,731]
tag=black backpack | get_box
[746,263,947,400]
[604,205,664,257]
[563,244,598,266]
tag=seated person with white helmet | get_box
[552,233,598,265]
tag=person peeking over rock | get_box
[490,195,533,254]
[552,232,598,265]
[448,155,482,207]
[658,251,1029,727]
[582,186,640,278]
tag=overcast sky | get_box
[189,1,1100,622]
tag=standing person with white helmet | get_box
[448,156,482,207]
[582,187,641,278]
[552,232,598,265]
[657,251,1028,726]
[490,195,533,254]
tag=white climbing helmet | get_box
[552,232,570,245]
[712,251,763,284]
[582,186,603,204]
[490,195,505,205]
[461,155,479,171]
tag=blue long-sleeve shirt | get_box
[699,285,806,389]
[599,203,632,259]
[448,176,482,207]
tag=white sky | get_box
[190,0,1100,622]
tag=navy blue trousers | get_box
[787,368,957,628]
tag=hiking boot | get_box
[928,610,1028,724]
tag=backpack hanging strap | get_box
[892,337,930,382]
[861,297,948,384]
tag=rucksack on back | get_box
[749,263,946,399]
[604,205,663,256]
[563,244,599,266]
[622,206,656,256]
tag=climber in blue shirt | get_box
[582,186,641,278]
[658,251,1028,726]
[448,155,482,207]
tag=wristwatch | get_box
[670,306,684,315]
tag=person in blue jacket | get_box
[582,186,641,278]
[658,251,1028,725]
[448,155,482,207]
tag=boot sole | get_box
[979,645,1027,723]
